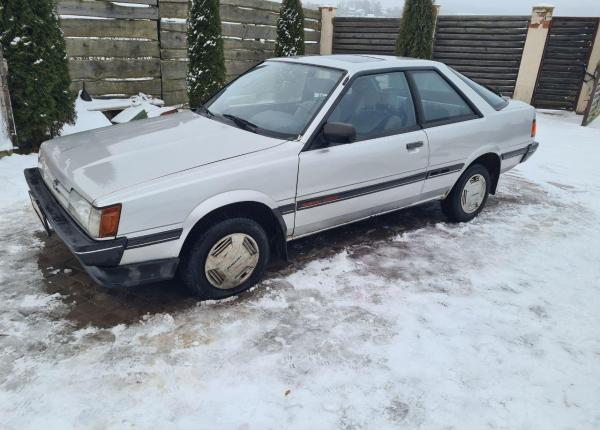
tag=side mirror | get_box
[323,122,356,145]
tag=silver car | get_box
[25,55,539,299]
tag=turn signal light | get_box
[531,119,537,138]
[99,204,121,238]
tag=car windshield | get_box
[205,61,344,138]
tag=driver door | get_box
[294,71,429,237]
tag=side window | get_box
[410,70,476,124]
[327,71,418,141]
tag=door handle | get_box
[406,141,424,151]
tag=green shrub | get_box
[395,0,436,59]
[275,0,305,57]
[0,0,76,150]
[187,0,226,107]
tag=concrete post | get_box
[319,7,336,55]
[576,21,600,114]
[513,5,554,104]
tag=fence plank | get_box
[161,49,187,59]
[434,46,523,54]
[61,18,158,39]
[162,89,188,106]
[160,30,187,49]
[57,0,158,20]
[224,38,275,51]
[159,1,188,19]
[65,39,160,58]
[437,15,529,21]
[435,39,525,48]
[226,59,260,75]
[107,0,157,5]
[163,79,187,92]
[220,4,278,26]
[222,22,277,40]
[224,49,272,62]
[68,58,162,79]
[221,0,279,13]
[160,21,187,33]
[70,79,162,97]
[161,60,188,80]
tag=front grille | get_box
[39,155,70,209]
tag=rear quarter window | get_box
[450,68,509,111]
[409,70,476,124]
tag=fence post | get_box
[319,7,336,55]
[513,5,554,104]
[0,47,16,151]
[576,19,600,114]
[431,4,441,55]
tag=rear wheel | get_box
[180,218,270,299]
[441,164,491,222]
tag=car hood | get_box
[40,111,287,203]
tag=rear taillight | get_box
[531,118,537,138]
[98,204,121,238]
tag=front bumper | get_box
[24,168,178,288]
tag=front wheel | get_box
[441,164,491,222]
[179,218,270,299]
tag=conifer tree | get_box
[274,0,305,57]
[0,0,75,150]
[187,0,226,107]
[395,0,436,59]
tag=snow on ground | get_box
[60,95,112,136]
[1,111,600,429]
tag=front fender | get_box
[179,190,289,261]
[181,190,279,240]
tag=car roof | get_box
[268,54,442,73]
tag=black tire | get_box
[441,164,491,223]
[179,218,270,299]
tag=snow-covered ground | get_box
[1,111,599,429]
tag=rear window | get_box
[450,69,509,110]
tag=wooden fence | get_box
[58,0,162,99]
[159,0,321,105]
[332,17,399,54]
[532,17,600,110]
[331,15,529,97]
[57,0,321,105]
[433,15,530,97]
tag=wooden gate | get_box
[532,17,600,110]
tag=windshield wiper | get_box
[195,104,214,117]
[222,113,258,133]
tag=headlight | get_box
[68,189,121,239]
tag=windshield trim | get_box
[203,60,348,140]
